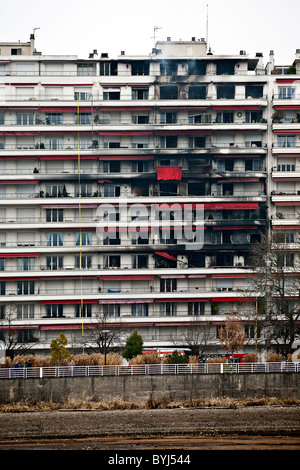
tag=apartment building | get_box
[0,35,299,359]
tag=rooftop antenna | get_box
[152,26,162,48]
[206,4,209,46]
[33,27,40,36]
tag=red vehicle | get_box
[225,353,246,363]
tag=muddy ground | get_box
[0,406,299,451]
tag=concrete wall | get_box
[0,373,299,404]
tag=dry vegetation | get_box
[0,396,299,414]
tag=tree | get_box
[50,332,71,363]
[249,233,300,357]
[72,308,126,355]
[218,314,247,357]
[0,303,39,359]
[169,319,215,357]
[122,329,143,360]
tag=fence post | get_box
[220,363,223,374]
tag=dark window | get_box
[160,86,178,100]
[188,86,206,99]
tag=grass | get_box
[0,396,299,413]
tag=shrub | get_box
[243,353,258,363]
[266,353,283,362]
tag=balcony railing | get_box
[0,362,299,379]
[0,142,268,151]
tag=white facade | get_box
[0,36,299,359]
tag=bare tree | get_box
[249,232,300,357]
[73,306,128,355]
[0,303,40,358]
[169,318,216,357]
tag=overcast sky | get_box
[1,0,299,66]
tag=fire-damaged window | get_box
[160,61,178,76]
[216,84,235,99]
[188,86,206,99]
[216,61,235,75]
[188,60,206,75]
[131,61,149,75]
[245,85,264,99]
[160,85,178,100]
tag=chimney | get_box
[30,34,35,55]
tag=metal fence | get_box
[1,362,299,379]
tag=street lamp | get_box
[102,329,110,366]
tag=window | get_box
[278,87,296,99]
[45,184,65,197]
[245,86,264,99]
[132,231,149,245]
[245,111,263,123]
[17,281,35,295]
[103,90,120,100]
[160,302,176,316]
[74,91,92,101]
[216,61,235,75]
[160,278,177,292]
[46,209,63,222]
[75,112,91,125]
[103,161,121,173]
[132,115,149,124]
[160,135,177,148]
[17,329,36,343]
[160,112,177,124]
[103,304,120,317]
[75,232,92,246]
[103,185,120,197]
[17,113,34,125]
[100,62,118,76]
[131,303,148,317]
[188,61,206,75]
[75,304,92,318]
[160,62,178,76]
[75,183,92,197]
[189,136,206,148]
[77,63,94,76]
[216,84,235,99]
[103,255,120,268]
[0,282,5,296]
[188,302,205,316]
[277,135,295,147]
[245,159,261,171]
[104,232,120,245]
[132,88,149,100]
[188,86,206,99]
[0,259,4,271]
[132,255,148,269]
[217,112,234,123]
[277,164,295,172]
[46,232,64,246]
[46,256,63,270]
[76,255,92,269]
[45,113,62,125]
[17,257,35,271]
[45,138,63,150]
[0,305,5,319]
[17,304,34,319]
[132,161,149,173]
[45,304,64,318]
[131,61,149,75]
[160,86,178,99]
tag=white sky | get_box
[1,0,299,66]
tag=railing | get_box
[1,362,299,379]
